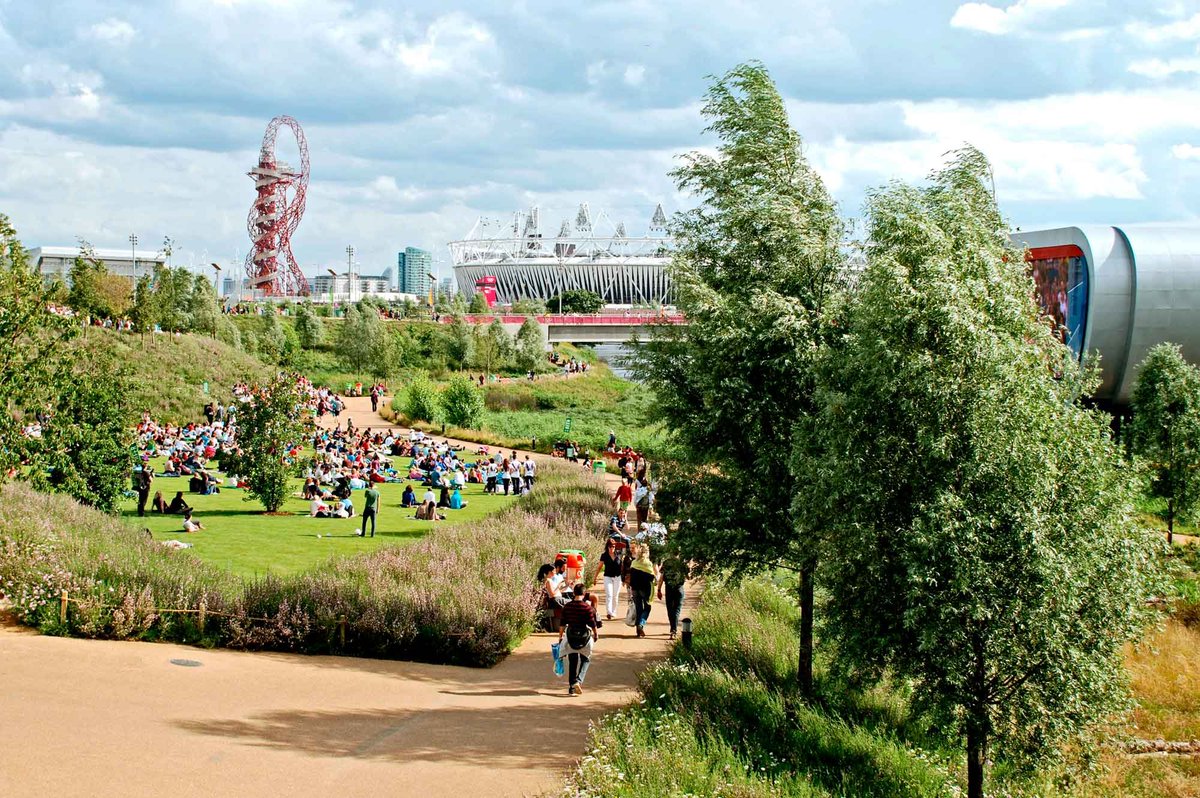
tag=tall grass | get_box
[72,328,269,423]
[566,580,955,798]
[0,461,608,667]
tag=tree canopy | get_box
[632,61,845,694]
[1130,341,1200,544]
[798,147,1160,798]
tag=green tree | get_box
[468,292,490,314]
[404,374,441,423]
[800,148,1160,798]
[256,312,287,363]
[221,376,312,512]
[33,358,134,513]
[1130,342,1200,544]
[188,273,222,338]
[295,302,324,349]
[129,274,159,341]
[151,265,194,331]
[0,214,79,476]
[473,319,511,374]
[67,246,107,320]
[511,297,546,315]
[441,375,484,428]
[446,313,473,369]
[547,289,604,314]
[216,315,241,349]
[513,316,545,373]
[632,62,845,695]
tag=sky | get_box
[2,0,1200,280]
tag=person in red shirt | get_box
[613,478,633,511]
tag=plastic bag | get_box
[551,641,565,677]
[624,600,638,627]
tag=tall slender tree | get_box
[632,62,845,695]
[800,148,1160,798]
[1130,342,1200,545]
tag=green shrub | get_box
[441,375,485,429]
[404,374,441,423]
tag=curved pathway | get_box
[2,397,681,797]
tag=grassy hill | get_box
[74,329,269,424]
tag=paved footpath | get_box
[2,396,681,797]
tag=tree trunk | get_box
[799,564,814,697]
[966,724,986,798]
[1168,498,1175,546]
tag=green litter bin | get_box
[592,460,606,475]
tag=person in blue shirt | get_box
[449,488,467,510]
[401,485,417,508]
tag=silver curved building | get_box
[1013,225,1200,405]
[449,203,674,306]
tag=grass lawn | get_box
[118,474,520,578]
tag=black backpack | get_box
[566,622,592,648]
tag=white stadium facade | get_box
[449,203,674,307]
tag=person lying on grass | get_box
[182,511,204,533]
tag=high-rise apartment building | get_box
[397,247,432,295]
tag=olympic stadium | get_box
[449,203,674,307]
[1015,224,1200,405]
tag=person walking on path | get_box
[599,537,624,620]
[358,485,379,537]
[628,545,656,638]
[657,551,689,640]
[558,584,598,696]
[613,477,633,511]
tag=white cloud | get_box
[1127,12,1200,44]
[84,18,136,45]
[393,13,496,77]
[950,0,1072,36]
[586,60,608,86]
[1129,56,1200,79]
[1172,143,1200,160]
[623,64,646,87]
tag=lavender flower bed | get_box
[0,461,607,667]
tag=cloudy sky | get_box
[2,0,1199,279]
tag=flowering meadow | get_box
[0,461,607,667]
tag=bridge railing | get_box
[446,312,686,325]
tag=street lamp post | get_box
[327,268,338,309]
[426,272,437,312]
[129,234,139,281]
[345,245,355,304]
[210,263,223,337]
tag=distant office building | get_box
[309,272,395,299]
[397,247,432,295]
[438,276,455,296]
[28,246,168,284]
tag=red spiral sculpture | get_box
[245,115,310,296]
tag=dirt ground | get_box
[2,397,675,797]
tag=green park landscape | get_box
[5,63,1200,798]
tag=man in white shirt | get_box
[423,487,436,505]
[182,511,204,533]
[524,456,536,491]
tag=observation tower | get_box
[245,116,310,296]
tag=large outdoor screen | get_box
[1028,245,1089,360]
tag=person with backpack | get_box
[558,583,599,696]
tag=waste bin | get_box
[592,460,606,475]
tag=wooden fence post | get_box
[338,615,347,648]
[59,589,68,624]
